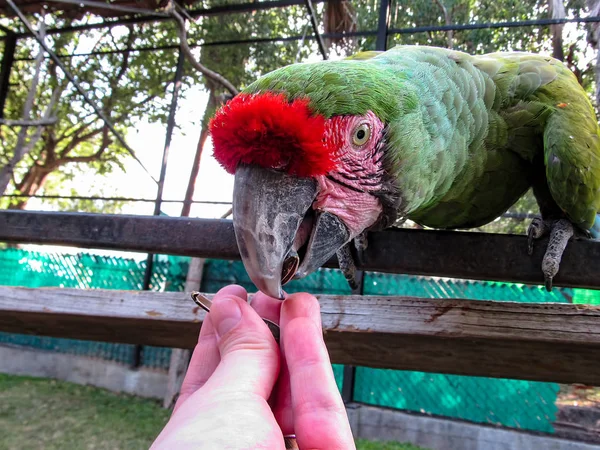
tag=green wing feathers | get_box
[543,90,600,229]
[487,52,600,229]
[393,47,600,231]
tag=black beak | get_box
[233,164,351,298]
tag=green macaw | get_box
[209,45,600,298]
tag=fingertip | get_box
[210,295,243,337]
[281,292,321,326]
[251,292,283,324]
[210,294,278,356]
[284,316,354,450]
[215,284,248,301]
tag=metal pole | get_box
[23,0,329,37]
[0,33,16,120]
[303,0,328,60]
[341,265,364,403]
[5,0,158,184]
[45,0,170,17]
[376,0,390,51]
[134,49,185,368]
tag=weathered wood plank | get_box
[163,257,204,408]
[1,210,600,289]
[1,286,599,384]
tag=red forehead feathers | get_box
[209,93,337,177]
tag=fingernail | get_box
[282,293,321,328]
[211,296,242,337]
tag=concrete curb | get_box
[0,344,168,398]
[348,404,600,450]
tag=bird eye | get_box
[352,123,371,146]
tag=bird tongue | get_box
[232,164,350,299]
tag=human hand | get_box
[151,285,355,450]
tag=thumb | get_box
[203,294,280,400]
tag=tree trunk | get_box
[162,256,205,409]
[587,0,600,111]
[8,163,55,209]
[180,85,221,218]
[434,0,453,49]
[549,0,566,61]
[0,23,47,196]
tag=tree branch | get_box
[58,127,104,158]
[23,87,61,152]
[113,27,135,86]
[56,118,97,145]
[103,26,136,115]
[433,0,453,49]
[0,118,57,127]
[166,1,239,96]
[60,126,111,164]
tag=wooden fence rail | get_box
[1,210,600,289]
[1,286,599,385]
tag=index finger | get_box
[280,293,355,450]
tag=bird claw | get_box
[527,229,535,256]
[353,232,368,265]
[544,276,553,292]
[526,216,548,256]
[338,234,369,292]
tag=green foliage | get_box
[0,6,320,212]
[0,17,180,211]
[1,0,598,222]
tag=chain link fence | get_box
[1,247,599,434]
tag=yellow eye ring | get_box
[352,123,371,146]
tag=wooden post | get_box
[163,257,205,408]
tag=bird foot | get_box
[337,233,368,291]
[354,232,368,264]
[337,244,359,290]
[528,218,574,291]
[527,216,549,256]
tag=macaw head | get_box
[209,60,404,298]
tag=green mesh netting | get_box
[2,248,599,433]
[357,272,574,433]
[0,249,185,368]
[353,368,558,431]
[200,259,353,295]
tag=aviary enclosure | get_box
[1,0,600,447]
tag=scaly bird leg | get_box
[527,216,549,256]
[336,233,369,290]
[541,219,574,292]
[337,244,359,290]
